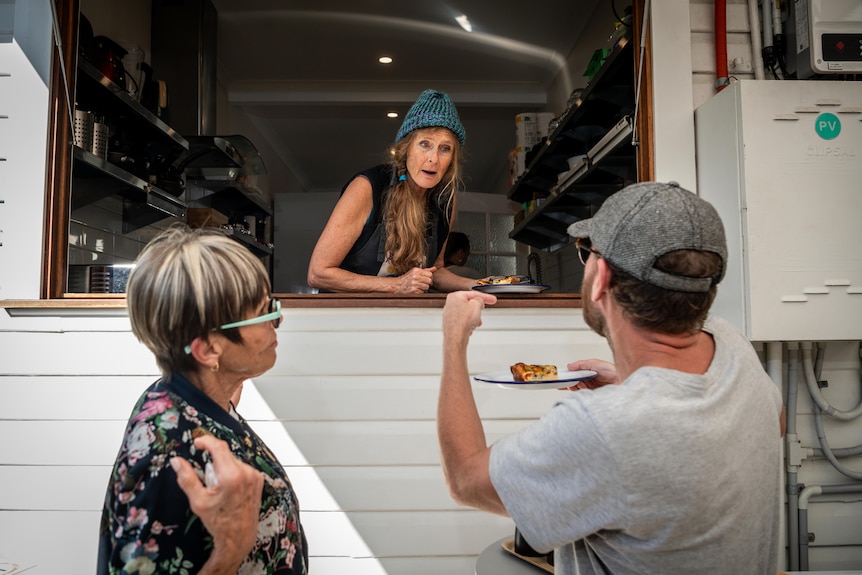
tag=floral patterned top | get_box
[97,374,308,574]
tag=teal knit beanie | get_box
[396,89,466,145]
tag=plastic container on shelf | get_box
[515,113,539,149]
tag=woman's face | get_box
[219,296,281,379]
[405,128,457,190]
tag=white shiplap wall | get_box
[0,305,612,574]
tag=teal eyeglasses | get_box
[184,297,282,354]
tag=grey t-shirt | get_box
[489,316,783,575]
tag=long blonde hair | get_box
[382,129,463,273]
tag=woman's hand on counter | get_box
[396,266,437,293]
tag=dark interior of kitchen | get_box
[66,0,633,297]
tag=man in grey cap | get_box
[436,182,785,575]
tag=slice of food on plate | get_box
[476,275,530,286]
[510,362,558,382]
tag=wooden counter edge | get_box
[2,293,582,311]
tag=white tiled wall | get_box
[68,196,178,266]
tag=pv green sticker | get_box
[815,113,841,140]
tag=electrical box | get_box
[787,0,862,78]
[695,80,862,342]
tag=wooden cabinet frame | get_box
[44,0,79,299]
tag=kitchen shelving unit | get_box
[69,61,274,291]
[71,147,187,233]
[72,60,189,232]
[185,180,274,258]
[508,33,637,252]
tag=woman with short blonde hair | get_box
[98,225,308,575]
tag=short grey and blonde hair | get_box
[126,225,272,377]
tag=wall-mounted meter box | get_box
[787,0,862,78]
[695,80,862,342]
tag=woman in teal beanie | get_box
[308,89,480,293]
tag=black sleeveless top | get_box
[339,164,451,276]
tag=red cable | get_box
[715,0,729,91]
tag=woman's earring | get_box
[211,362,219,373]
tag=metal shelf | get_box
[76,60,188,151]
[508,33,635,205]
[510,117,635,251]
[226,229,274,256]
[71,147,187,232]
[185,180,273,217]
[185,180,274,260]
[506,32,636,253]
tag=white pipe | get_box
[797,485,823,511]
[766,341,783,388]
[761,0,773,49]
[748,0,766,79]
[802,343,862,420]
[782,342,799,570]
[772,0,783,40]
[813,409,862,480]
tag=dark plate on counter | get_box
[473,283,550,294]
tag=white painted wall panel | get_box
[343,509,514,557]
[649,0,698,190]
[690,31,757,76]
[0,39,50,300]
[806,500,862,547]
[376,557,476,575]
[0,420,127,465]
[0,510,101,572]
[273,314,609,378]
[0,306,607,574]
[270,420,535,467]
[0,466,110,511]
[304,466,456,511]
[690,2,752,33]
[0,330,158,375]
[0,376,155,419]
[253,375,562,421]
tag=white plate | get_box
[472,283,550,294]
[474,369,597,390]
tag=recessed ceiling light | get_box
[455,15,472,32]
[387,112,399,118]
[378,56,393,64]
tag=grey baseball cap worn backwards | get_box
[567,181,728,293]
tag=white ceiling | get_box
[209,0,605,194]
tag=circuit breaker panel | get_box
[787,0,862,78]
[695,80,862,341]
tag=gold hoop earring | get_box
[211,362,219,373]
